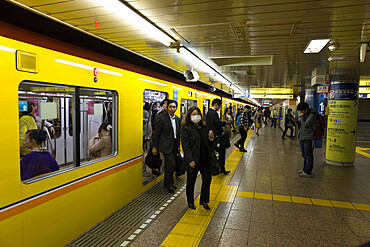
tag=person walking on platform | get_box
[282,108,294,140]
[271,108,277,128]
[152,100,181,193]
[296,102,318,178]
[206,99,230,175]
[263,108,270,125]
[253,108,263,136]
[181,107,214,210]
[234,105,251,152]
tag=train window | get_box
[142,89,168,184]
[18,81,117,183]
[79,88,117,164]
[203,99,210,121]
[180,99,197,122]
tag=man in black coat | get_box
[152,100,181,193]
[206,99,230,175]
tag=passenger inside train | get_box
[19,101,37,157]
[20,129,59,181]
[89,122,113,159]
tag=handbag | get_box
[213,131,230,150]
[145,147,161,169]
[205,142,221,176]
[175,152,186,176]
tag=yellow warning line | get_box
[236,191,370,212]
[160,131,253,247]
[356,147,370,158]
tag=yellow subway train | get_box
[0,23,253,247]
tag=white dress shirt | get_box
[169,114,177,138]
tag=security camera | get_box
[328,40,339,51]
[184,69,199,82]
[209,85,216,92]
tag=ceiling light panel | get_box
[304,39,330,53]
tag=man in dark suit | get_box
[152,100,181,193]
[206,99,230,175]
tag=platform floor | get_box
[68,126,370,247]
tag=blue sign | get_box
[329,83,358,100]
[233,93,249,99]
[173,90,178,101]
[19,101,28,112]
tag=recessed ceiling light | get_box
[304,39,330,53]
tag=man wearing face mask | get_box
[206,99,230,175]
[152,100,181,193]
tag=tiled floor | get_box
[131,126,370,247]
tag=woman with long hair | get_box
[89,122,112,158]
[181,107,214,210]
[223,107,232,138]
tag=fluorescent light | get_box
[304,39,330,53]
[139,78,168,87]
[328,56,345,61]
[0,45,16,52]
[94,0,173,46]
[55,59,122,76]
[171,86,183,90]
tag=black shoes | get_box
[167,186,176,193]
[282,137,286,140]
[240,149,247,152]
[188,203,196,210]
[200,202,210,210]
[222,170,231,175]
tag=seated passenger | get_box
[19,101,37,157]
[21,129,59,181]
[89,123,112,158]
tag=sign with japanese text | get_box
[326,83,358,164]
[317,85,329,93]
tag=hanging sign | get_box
[317,85,329,93]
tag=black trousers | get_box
[163,140,177,188]
[282,125,294,138]
[218,148,226,172]
[237,127,248,149]
[186,165,212,204]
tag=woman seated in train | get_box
[19,101,37,157]
[181,107,214,211]
[89,122,112,158]
[21,129,59,181]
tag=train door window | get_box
[203,99,210,121]
[180,99,197,122]
[79,88,117,164]
[142,89,168,184]
[19,81,75,181]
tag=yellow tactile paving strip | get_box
[160,131,253,247]
[236,191,370,211]
[356,146,370,158]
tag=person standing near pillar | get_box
[206,99,230,175]
[296,102,318,177]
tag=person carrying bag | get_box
[181,107,214,210]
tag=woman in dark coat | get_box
[181,107,214,210]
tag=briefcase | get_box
[175,152,186,176]
[214,132,230,150]
[144,147,161,169]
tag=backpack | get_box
[314,113,326,140]
[235,114,242,126]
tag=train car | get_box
[0,24,253,247]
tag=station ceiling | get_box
[7,0,370,99]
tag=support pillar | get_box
[326,75,359,166]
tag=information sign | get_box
[317,85,329,93]
[326,83,358,165]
